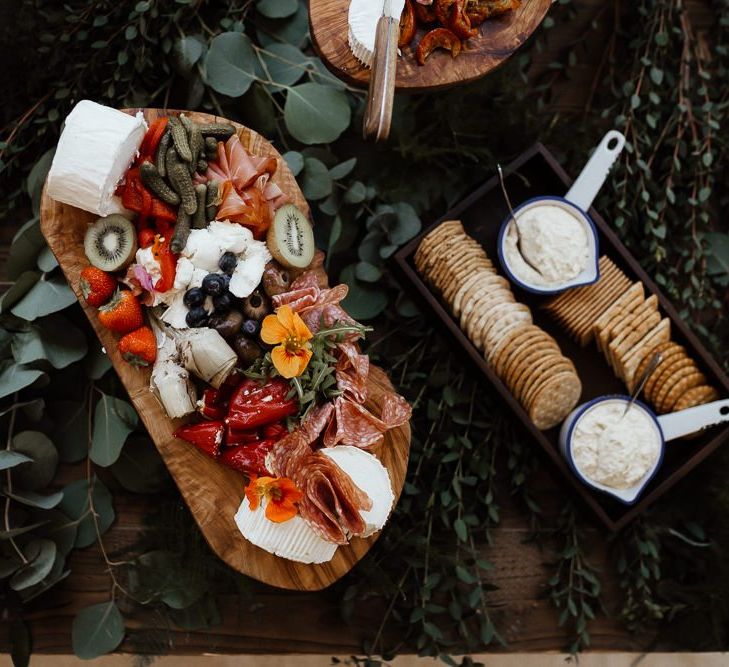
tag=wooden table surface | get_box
[1,0,715,655]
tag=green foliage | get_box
[0,0,728,661]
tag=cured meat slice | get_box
[324,394,412,449]
[272,286,319,311]
[335,342,369,403]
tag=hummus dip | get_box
[571,401,660,489]
[503,204,589,287]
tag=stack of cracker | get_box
[544,259,719,414]
[415,220,582,430]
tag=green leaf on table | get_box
[340,264,388,320]
[259,43,308,87]
[129,550,205,609]
[7,219,45,280]
[84,341,112,380]
[11,275,77,321]
[0,520,48,540]
[36,246,58,272]
[284,83,351,144]
[31,508,78,556]
[18,550,69,603]
[9,619,31,667]
[0,271,40,314]
[172,35,205,76]
[10,431,59,491]
[49,401,88,463]
[10,538,57,591]
[301,157,333,200]
[389,202,422,244]
[706,232,729,276]
[90,393,138,467]
[282,150,304,176]
[329,157,357,180]
[111,436,169,494]
[256,3,309,49]
[204,32,260,97]
[257,0,298,18]
[355,261,382,283]
[0,361,47,399]
[11,314,88,369]
[4,488,63,510]
[168,594,221,630]
[343,181,366,204]
[59,477,114,548]
[0,450,32,470]
[72,601,125,659]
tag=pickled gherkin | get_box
[166,147,197,215]
[168,116,193,163]
[139,161,180,205]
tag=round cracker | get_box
[482,308,532,354]
[502,337,559,388]
[645,354,692,405]
[522,358,576,407]
[492,325,547,378]
[673,385,719,412]
[658,370,706,414]
[529,370,582,430]
[510,350,566,401]
[629,341,681,392]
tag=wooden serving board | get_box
[309,0,552,92]
[40,108,411,591]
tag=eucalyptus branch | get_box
[4,393,28,565]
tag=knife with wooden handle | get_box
[362,0,404,142]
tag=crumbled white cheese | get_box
[503,205,589,287]
[47,100,147,216]
[571,401,661,489]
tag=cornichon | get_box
[155,130,171,178]
[180,114,203,174]
[198,122,235,140]
[204,136,218,158]
[197,159,208,173]
[166,147,197,215]
[139,161,180,206]
[170,206,192,254]
[192,184,207,229]
[168,116,193,163]
[206,181,222,221]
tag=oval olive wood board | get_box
[39,108,411,591]
[309,0,552,92]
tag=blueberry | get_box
[220,273,231,291]
[186,306,208,328]
[213,292,232,313]
[183,287,205,308]
[241,318,260,338]
[202,273,226,296]
[219,252,238,276]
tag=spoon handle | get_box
[565,130,625,211]
[658,399,729,441]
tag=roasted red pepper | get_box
[174,421,224,458]
[138,228,156,248]
[449,0,478,39]
[225,427,262,447]
[151,235,177,293]
[226,378,298,430]
[220,440,275,476]
[399,0,417,47]
[262,422,288,440]
[121,168,144,211]
[139,117,168,159]
[416,28,462,65]
[150,197,177,223]
[198,388,228,420]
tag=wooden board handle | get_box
[363,15,399,142]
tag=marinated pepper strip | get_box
[226,378,298,430]
[139,117,168,159]
[220,440,275,477]
[151,235,177,293]
[450,0,478,39]
[399,0,417,47]
[416,27,462,65]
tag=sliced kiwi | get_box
[84,215,137,272]
[266,204,315,270]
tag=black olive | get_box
[202,273,226,296]
[262,263,291,297]
[186,306,208,328]
[242,289,271,320]
[210,310,244,339]
[233,335,264,367]
[183,287,205,308]
[219,251,238,275]
[213,292,232,313]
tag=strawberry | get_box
[79,267,117,308]
[118,326,157,367]
[174,421,224,458]
[98,290,144,334]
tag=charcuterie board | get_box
[40,109,411,591]
[309,0,552,92]
[395,143,729,532]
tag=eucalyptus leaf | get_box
[257,0,298,19]
[706,232,729,276]
[11,275,77,321]
[168,594,221,630]
[36,246,59,272]
[0,555,21,579]
[340,265,388,320]
[31,508,78,556]
[0,271,40,314]
[0,361,47,399]
[300,157,333,200]
[90,393,139,467]
[259,43,307,87]
[0,450,32,471]
[130,550,205,609]
[329,157,357,180]
[241,83,277,136]
[84,342,112,380]
[7,219,45,280]
[49,401,88,463]
[72,601,125,659]
[343,181,366,204]
[282,150,304,176]
[11,431,59,490]
[389,202,421,244]
[172,35,205,75]
[0,520,47,540]
[4,488,63,510]
[256,3,309,49]
[10,538,57,591]
[9,619,30,667]
[355,261,382,283]
[19,552,70,603]
[204,32,260,97]
[59,477,114,548]
[110,436,169,494]
[284,83,351,144]
[11,314,88,369]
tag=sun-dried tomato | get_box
[435,0,456,25]
[413,2,437,24]
[450,0,478,39]
[416,27,462,65]
[399,0,417,48]
[465,0,521,26]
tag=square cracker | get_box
[619,318,671,386]
[595,283,645,355]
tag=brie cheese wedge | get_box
[348,0,382,68]
[47,100,147,216]
[322,445,395,537]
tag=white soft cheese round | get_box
[348,0,381,68]
[503,205,589,287]
[47,100,147,216]
[322,445,395,537]
[571,402,661,489]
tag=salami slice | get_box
[335,342,369,403]
[271,286,318,311]
[324,394,412,449]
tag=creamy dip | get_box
[571,401,660,489]
[503,204,589,287]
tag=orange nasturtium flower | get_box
[245,475,303,523]
[260,305,313,378]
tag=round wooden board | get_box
[309,0,552,92]
[39,108,411,591]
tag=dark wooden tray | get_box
[394,143,729,531]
